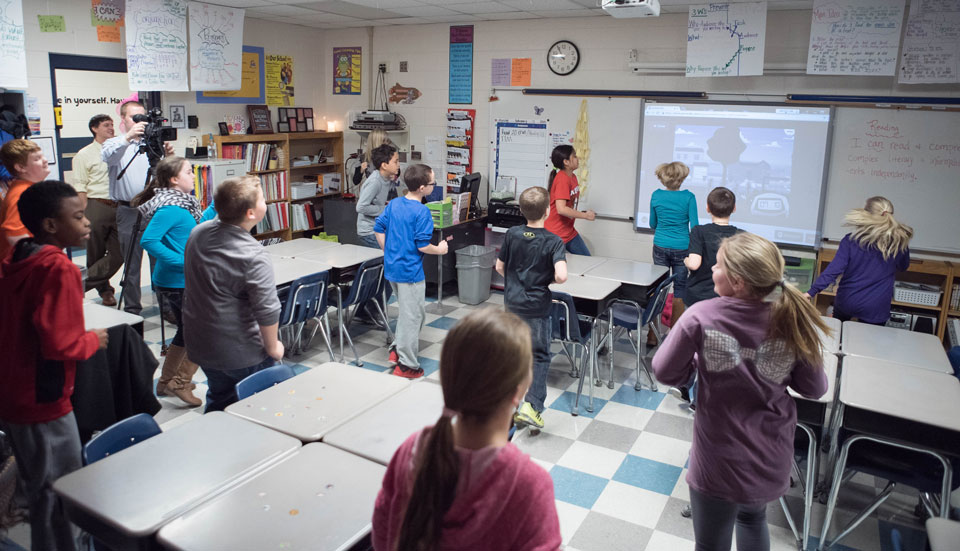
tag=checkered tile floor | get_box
[4,251,936,550]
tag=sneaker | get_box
[392,364,424,379]
[669,386,691,403]
[681,504,692,518]
[514,402,545,430]
[388,345,398,364]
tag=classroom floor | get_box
[1,251,936,551]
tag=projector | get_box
[601,0,660,18]
[356,110,397,123]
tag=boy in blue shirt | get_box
[374,164,448,378]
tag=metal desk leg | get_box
[797,423,818,551]
[336,286,345,362]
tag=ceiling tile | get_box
[200,0,271,7]
[422,14,483,22]
[497,0,583,10]
[297,0,402,18]
[371,17,423,24]
[339,0,424,7]
[247,5,321,17]
[296,12,364,22]
[390,5,461,17]
[448,2,515,14]
[530,8,605,17]
[477,11,540,19]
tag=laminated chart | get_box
[126,0,189,91]
[686,2,768,77]
[806,0,906,75]
[188,2,244,91]
[899,0,960,84]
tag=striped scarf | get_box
[137,188,203,224]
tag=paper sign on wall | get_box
[806,0,906,76]
[0,0,27,89]
[266,54,294,106]
[92,0,124,26]
[899,0,960,84]
[125,0,189,91]
[188,2,245,91]
[686,2,767,77]
[449,25,473,104]
[333,47,361,95]
[510,58,532,86]
[39,15,66,32]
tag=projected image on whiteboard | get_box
[636,103,831,247]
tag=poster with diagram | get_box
[686,2,767,77]
[126,0,189,91]
[266,54,294,106]
[333,47,361,95]
[899,0,960,84]
[188,2,244,90]
[0,0,27,89]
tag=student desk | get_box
[272,257,332,287]
[565,254,607,277]
[53,412,300,550]
[583,258,668,288]
[550,276,622,415]
[841,321,952,373]
[324,381,444,465]
[925,518,960,551]
[157,443,385,551]
[225,362,409,442]
[83,303,144,332]
[819,316,841,356]
[263,238,340,257]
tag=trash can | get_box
[455,245,497,305]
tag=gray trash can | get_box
[455,245,497,305]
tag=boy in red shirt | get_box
[0,181,108,551]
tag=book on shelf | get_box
[951,283,960,310]
[255,202,289,234]
[259,172,288,201]
[948,318,960,348]
[291,202,321,231]
[239,143,278,172]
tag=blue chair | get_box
[334,258,391,366]
[890,528,903,551]
[278,270,335,360]
[82,413,161,465]
[607,273,678,391]
[551,291,600,415]
[235,364,296,400]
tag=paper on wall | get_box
[188,2,245,91]
[126,0,189,91]
[806,0,906,75]
[0,0,27,89]
[686,2,767,77]
[899,0,960,84]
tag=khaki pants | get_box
[84,199,122,295]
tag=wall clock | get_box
[548,40,580,76]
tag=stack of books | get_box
[260,172,288,201]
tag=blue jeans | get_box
[652,244,688,301]
[357,233,392,312]
[521,315,552,412]
[156,286,184,347]
[202,357,277,413]
[565,234,591,256]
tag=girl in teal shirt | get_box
[649,161,698,322]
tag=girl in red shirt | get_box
[544,145,594,255]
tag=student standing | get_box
[653,232,828,551]
[495,186,567,430]
[352,129,392,190]
[806,196,912,325]
[0,139,50,259]
[544,145,594,255]
[374,164,448,378]
[650,161,698,325]
[372,308,562,551]
[0,181,108,551]
[356,143,400,249]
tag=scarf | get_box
[137,188,203,225]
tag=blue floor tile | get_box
[290,363,311,375]
[426,316,458,330]
[548,391,607,419]
[607,385,665,410]
[549,465,609,509]
[612,455,683,496]
[356,360,392,374]
[417,357,440,378]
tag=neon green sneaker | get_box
[514,402,545,430]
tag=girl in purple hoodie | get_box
[372,308,561,551]
[653,232,829,551]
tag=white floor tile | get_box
[656,392,695,419]
[592,480,670,529]
[540,408,594,440]
[565,378,621,401]
[554,500,590,545]
[418,343,444,361]
[593,401,655,431]
[629,432,691,468]
[555,441,627,480]
[645,530,696,551]
[671,468,690,501]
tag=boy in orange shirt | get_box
[0,139,51,258]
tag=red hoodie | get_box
[373,429,561,551]
[0,243,100,424]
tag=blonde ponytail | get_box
[720,233,829,367]
[844,196,913,261]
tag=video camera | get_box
[132,107,177,165]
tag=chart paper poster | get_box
[126,0,189,91]
[510,58,532,86]
[806,0,905,75]
[188,2,244,91]
[686,2,767,77]
[899,0,960,84]
[491,58,510,86]
[0,0,27,89]
[449,25,473,104]
[266,54,294,106]
[333,47,361,95]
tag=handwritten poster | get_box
[92,0,124,27]
[197,45,264,103]
[899,0,960,84]
[449,25,473,104]
[266,54,294,106]
[97,25,120,42]
[39,15,66,32]
[126,0,189,91]
[188,2,244,91]
[686,2,767,77]
[0,0,27,89]
[510,58,532,86]
[491,58,510,86]
[806,0,906,75]
[332,47,361,95]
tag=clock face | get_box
[548,40,580,76]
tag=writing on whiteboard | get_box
[842,118,960,183]
[806,0,906,76]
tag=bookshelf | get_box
[208,132,344,240]
[813,246,954,344]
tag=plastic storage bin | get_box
[455,245,497,305]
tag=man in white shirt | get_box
[72,114,120,306]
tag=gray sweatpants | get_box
[116,204,145,315]
[689,487,769,551]
[390,280,425,369]
[1,412,82,551]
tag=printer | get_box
[487,198,526,229]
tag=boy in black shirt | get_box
[496,186,567,429]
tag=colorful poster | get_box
[686,2,767,77]
[899,0,960,84]
[333,47,361,95]
[197,45,264,103]
[807,0,906,76]
[449,25,473,104]
[0,0,27,89]
[25,95,40,135]
[491,58,510,86]
[92,0,124,26]
[188,2,245,91]
[97,25,120,42]
[125,0,189,91]
[266,54,294,106]
[510,58,531,86]
[38,15,66,32]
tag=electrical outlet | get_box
[400,61,408,72]
[628,49,638,63]
[379,62,388,73]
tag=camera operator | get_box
[102,100,174,315]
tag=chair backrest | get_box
[279,270,331,327]
[82,413,161,465]
[235,364,296,400]
[342,257,385,308]
[550,291,584,343]
[641,273,679,326]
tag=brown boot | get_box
[156,345,185,397]
[670,297,686,327]
[170,356,202,407]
